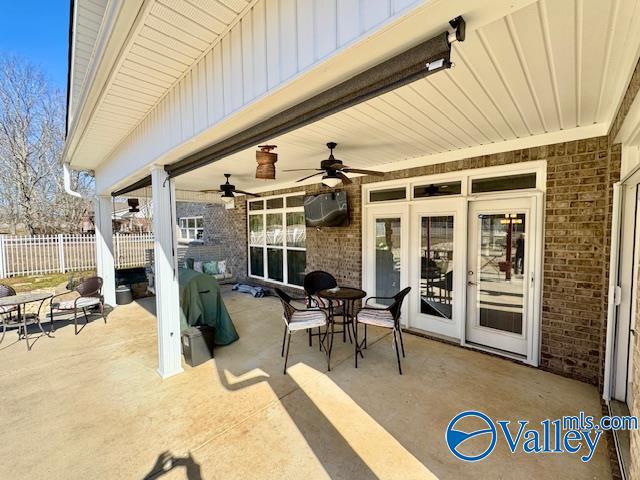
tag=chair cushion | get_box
[357,308,394,328]
[218,260,227,274]
[286,310,327,331]
[311,295,344,309]
[0,305,18,314]
[54,297,101,310]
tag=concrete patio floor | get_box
[0,287,612,479]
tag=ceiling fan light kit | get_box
[321,176,342,188]
[283,142,385,188]
[256,145,278,180]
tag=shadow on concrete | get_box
[207,292,379,480]
[142,451,202,479]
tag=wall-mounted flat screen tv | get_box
[304,191,349,227]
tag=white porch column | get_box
[151,166,183,378]
[95,195,116,306]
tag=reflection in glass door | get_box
[420,216,454,319]
[375,218,401,306]
[410,198,463,338]
[466,199,531,356]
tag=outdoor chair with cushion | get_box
[0,284,18,344]
[275,288,328,374]
[356,287,411,374]
[49,276,106,335]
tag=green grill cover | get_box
[178,268,239,346]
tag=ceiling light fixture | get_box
[321,175,342,188]
[256,145,277,180]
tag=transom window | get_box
[248,194,306,287]
[179,216,204,243]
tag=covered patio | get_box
[0,288,611,479]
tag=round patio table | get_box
[317,286,366,370]
[0,292,53,351]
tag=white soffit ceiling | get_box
[73,0,253,160]
[70,0,110,116]
[174,0,640,193]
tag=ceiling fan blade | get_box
[234,189,260,197]
[296,172,324,182]
[282,168,324,172]
[200,189,222,193]
[336,172,353,185]
[343,168,385,176]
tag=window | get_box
[248,194,306,287]
[414,181,461,198]
[369,187,406,202]
[471,173,537,194]
[179,216,204,243]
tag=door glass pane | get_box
[249,215,264,245]
[420,216,454,319]
[250,247,264,277]
[477,213,526,334]
[267,248,284,282]
[287,250,306,286]
[375,218,401,306]
[266,214,283,245]
[286,212,306,248]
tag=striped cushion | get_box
[310,295,344,309]
[0,305,17,314]
[357,308,394,328]
[285,310,327,331]
[54,297,101,310]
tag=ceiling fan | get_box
[201,174,259,203]
[283,142,385,187]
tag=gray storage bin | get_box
[182,326,215,367]
[115,286,133,305]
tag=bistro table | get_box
[317,286,366,370]
[0,291,53,351]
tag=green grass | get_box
[1,270,96,293]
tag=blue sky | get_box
[0,1,70,92]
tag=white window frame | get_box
[178,216,204,244]
[247,192,306,289]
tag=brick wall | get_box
[176,201,247,278]
[200,136,619,385]
[609,57,640,144]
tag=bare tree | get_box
[0,55,92,234]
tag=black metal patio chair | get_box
[0,284,18,344]
[303,270,349,346]
[275,288,328,374]
[355,287,411,374]
[49,276,106,335]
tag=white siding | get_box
[89,0,425,192]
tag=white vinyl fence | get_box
[0,233,154,278]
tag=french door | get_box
[363,204,409,313]
[410,198,465,338]
[465,197,538,357]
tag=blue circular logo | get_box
[446,410,497,462]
